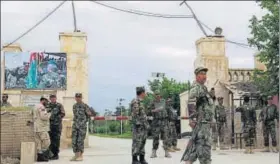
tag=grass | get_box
[91,132,132,139]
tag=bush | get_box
[108,122,120,133]
[95,126,106,134]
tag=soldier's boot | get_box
[249,147,254,154]
[164,150,172,158]
[212,143,217,151]
[37,153,49,162]
[75,152,83,161]
[272,147,279,153]
[261,147,270,152]
[150,149,157,158]
[173,146,181,151]
[132,155,140,164]
[167,147,176,152]
[70,153,78,161]
[139,154,148,164]
[244,147,250,154]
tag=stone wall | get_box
[0,110,35,158]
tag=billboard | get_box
[4,52,67,90]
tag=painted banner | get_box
[4,52,67,90]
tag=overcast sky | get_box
[1,1,264,113]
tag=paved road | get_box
[39,136,279,164]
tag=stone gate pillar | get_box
[58,32,90,149]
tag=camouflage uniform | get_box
[32,98,51,161]
[148,95,172,158]
[259,96,279,152]
[167,102,181,151]
[213,97,227,150]
[181,67,214,164]
[48,95,65,159]
[236,98,256,154]
[131,87,149,164]
[71,93,91,161]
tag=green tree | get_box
[248,0,279,96]
[144,77,191,111]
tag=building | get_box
[179,28,267,136]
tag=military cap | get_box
[194,67,208,75]
[267,96,273,100]
[75,93,82,97]
[49,94,56,98]
[136,86,145,93]
[217,97,223,100]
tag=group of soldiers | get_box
[130,66,279,164]
[130,89,182,164]
[29,94,65,162]
[0,93,94,162]
[1,65,279,164]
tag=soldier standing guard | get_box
[131,87,149,164]
[1,94,12,107]
[259,96,279,153]
[213,97,228,150]
[149,90,172,158]
[70,93,92,161]
[48,94,65,160]
[32,97,51,162]
[236,95,256,154]
[181,67,214,164]
[167,98,181,151]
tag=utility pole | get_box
[117,98,125,134]
[105,109,109,134]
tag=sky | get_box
[1,1,265,114]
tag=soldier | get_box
[149,90,172,158]
[1,94,12,107]
[32,97,51,162]
[259,96,279,153]
[181,67,214,164]
[131,87,149,164]
[167,98,181,151]
[213,97,228,150]
[48,94,65,160]
[236,95,256,154]
[70,93,92,161]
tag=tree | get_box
[144,77,191,112]
[114,106,129,116]
[248,0,279,96]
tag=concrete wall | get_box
[194,36,229,89]
[179,91,192,134]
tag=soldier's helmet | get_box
[75,93,82,97]
[194,67,208,75]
